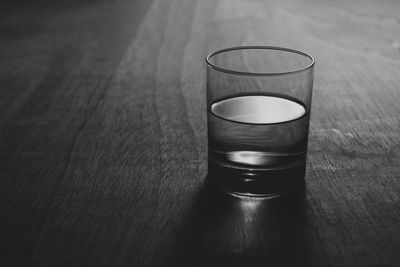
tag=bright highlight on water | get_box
[211,95,306,124]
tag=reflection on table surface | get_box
[171,177,308,267]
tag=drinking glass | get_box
[206,46,315,197]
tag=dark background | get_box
[1,0,400,266]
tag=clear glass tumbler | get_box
[206,46,315,197]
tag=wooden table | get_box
[1,0,400,266]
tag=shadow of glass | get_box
[171,175,309,267]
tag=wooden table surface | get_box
[1,0,400,266]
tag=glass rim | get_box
[206,46,315,76]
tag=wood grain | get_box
[1,0,400,266]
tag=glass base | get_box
[208,160,305,197]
